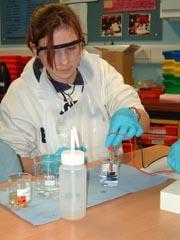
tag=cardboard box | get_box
[95,45,139,85]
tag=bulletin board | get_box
[87,0,162,43]
[0,0,58,45]
[1,0,162,45]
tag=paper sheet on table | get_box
[140,156,180,179]
[0,164,168,226]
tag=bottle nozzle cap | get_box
[61,150,84,165]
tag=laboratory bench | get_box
[1,145,180,240]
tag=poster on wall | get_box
[62,0,97,3]
[128,13,151,36]
[103,0,156,13]
[100,14,122,37]
[1,0,58,43]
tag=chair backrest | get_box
[0,140,22,183]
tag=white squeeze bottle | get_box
[59,149,86,220]
[59,127,87,220]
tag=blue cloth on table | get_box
[0,164,168,226]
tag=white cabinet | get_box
[160,0,180,18]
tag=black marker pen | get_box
[40,127,46,143]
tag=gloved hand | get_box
[105,108,143,148]
[167,140,180,173]
[55,146,70,156]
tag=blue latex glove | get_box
[55,146,70,156]
[105,108,143,148]
[167,140,180,173]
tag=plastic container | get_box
[0,55,22,63]
[140,134,177,146]
[59,150,86,221]
[138,86,164,99]
[122,142,135,153]
[162,50,180,61]
[162,60,174,74]
[163,73,175,81]
[0,55,31,81]
[162,50,175,60]
[0,62,11,94]
[162,67,173,75]
[173,50,180,62]
[163,59,175,66]
[173,61,180,76]
[163,79,180,94]
[147,125,177,136]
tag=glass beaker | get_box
[99,146,121,187]
[100,159,119,187]
[8,172,32,208]
[33,154,61,198]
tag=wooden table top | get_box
[1,145,180,240]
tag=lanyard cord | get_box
[60,84,76,103]
[59,85,84,115]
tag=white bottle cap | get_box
[61,150,84,165]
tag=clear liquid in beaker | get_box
[100,160,119,187]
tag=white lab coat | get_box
[0,50,144,161]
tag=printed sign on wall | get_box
[104,0,156,13]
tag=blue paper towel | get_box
[0,164,168,225]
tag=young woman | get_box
[0,3,149,173]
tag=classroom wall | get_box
[134,19,180,84]
[0,9,180,85]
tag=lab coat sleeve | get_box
[100,59,145,116]
[0,81,37,157]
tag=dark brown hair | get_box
[26,3,85,67]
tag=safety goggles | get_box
[36,39,82,55]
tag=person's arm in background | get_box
[20,157,34,174]
[0,83,38,175]
[167,140,180,173]
[0,140,23,183]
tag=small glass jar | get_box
[33,154,61,198]
[100,146,121,187]
[8,172,32,208]
[100,159,119,187]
